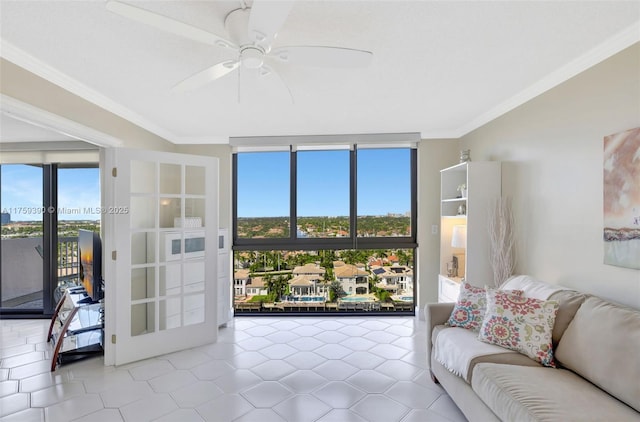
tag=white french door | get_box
[104,148,218,365]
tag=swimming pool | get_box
[340,296,375,303]
[392,295,414,302]
[289,296,325,302]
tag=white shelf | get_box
[439,161,501,292]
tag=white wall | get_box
[459,43,640,309]
[416,139,460,309]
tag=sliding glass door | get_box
[0,164,100,317]
[0,164,44,312]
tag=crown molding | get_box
[1,94,123,148]
[454,22,640,138]
[1,39,179,144]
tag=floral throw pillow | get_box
[478,289,559,367]
[446,283,523,332]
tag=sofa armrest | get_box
[424,302,455,369]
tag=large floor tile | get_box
[273,394,332,422]
[119,393,178,422]
[195,393,254,422]
[241,381,293,407]
[169,380,224,408]
[350,394,410,422]
[312,381,367,408]
[43,394,105,422]
[0,316,468,422]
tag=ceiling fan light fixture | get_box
[276,51,289,62]
[241,46,264,69]
[215,40,233,49]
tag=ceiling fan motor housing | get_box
[241,46,264,69]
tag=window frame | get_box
[232,146,417,252]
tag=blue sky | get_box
[237,149,411,218]
[1,165,100,221]
[2,149,411,221]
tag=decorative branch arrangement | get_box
[488,197,516,287]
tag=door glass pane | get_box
[185,166,205,195]
[160,164,181,195]
[184,293,204,326]
[185,198,205,227]
[131,267,155,300]
[297,150,350,238]
[131,197,156,229]
[159,263,181,296]
[184,260,205,293]
[236,151,290,238]
[131,302,155,336]
[160,297,181,330]
[1,164,44,310]
[131,161,156,194]
[160,198,181,228]
[131,232,155,265]
[357,148,412,237]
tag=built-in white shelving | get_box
[439,161,501,300]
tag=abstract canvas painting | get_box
[603,127,640,269]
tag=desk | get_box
[47,288,103,371]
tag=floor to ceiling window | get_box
[232,136,418,315]
[0,164,44,312]
[0,163,100,317]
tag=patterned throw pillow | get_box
[446,283,523,332]
[478,289,559,367]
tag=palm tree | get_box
[328,280,345,302]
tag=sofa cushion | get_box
[433,326,540,383]
[501,275,563,299]
[446,283,523,332]
[546,289,586,346]
[472,363,640,422]
[501,275,586,346]
[478,289,559,367]
[555,296,640,413]
[446,282,488,331]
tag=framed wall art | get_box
[603,127,640,269]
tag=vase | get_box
[459,149,471,163]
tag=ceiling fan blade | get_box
[261,64,294,103]
[248,0,295,47]
[172,60,240,93]
[106,1,238,49]
[270,46,373,68]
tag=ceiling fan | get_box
[105,0,373,96]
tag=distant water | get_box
[604,239,640,269]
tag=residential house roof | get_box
[334,264,369,278]
[292,263,325,276]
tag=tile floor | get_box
[0,316,467,422]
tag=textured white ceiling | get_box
[0,114,76,143]
[1,1,639,145]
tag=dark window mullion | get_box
[350,146,357,248]
[43,164,57,315]
[290,147,297,241]
[0,165,3,305]
[411,148,417,241]
[232,153,238,245]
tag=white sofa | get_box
[424,276,640,421]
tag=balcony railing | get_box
[1,236,79,308]
[58,236,79,283]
